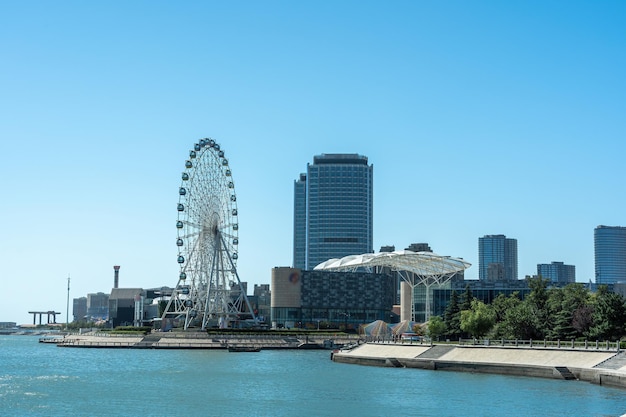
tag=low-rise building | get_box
[271,267,395,330]
[537,261,576,284]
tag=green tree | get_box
[589,286,626,341]
[524,276,551,339]
[546,283,591,340]
[460,284,474,312]
[427,315,446,341]
[444,290,461,339]
[460,299,495,338]
[491,292,522,323]
[458,285,474,338]
[502,302,541,340]
[488,292,522,339]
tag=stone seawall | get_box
[332,343,626,390]
[56,331,357,350]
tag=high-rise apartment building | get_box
[537,261,576,284]
[293,154,373,270]
[478,234,518,281]
[594,225,626,285]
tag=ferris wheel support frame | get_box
[394,269,459,322]
[201,232,257,329]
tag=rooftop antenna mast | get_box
[66,274,70,330]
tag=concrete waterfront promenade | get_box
[56,331,357,350]
[332,342,626,389]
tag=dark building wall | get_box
[271,268,395,329]
[301,270,394,310]
[111,307,135,327]
[297,270,394,329]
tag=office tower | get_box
[293,153,373,270]
[537,261,576,284]
[293,174,307,269]
[478,234,518,281]
[594,225,626,285]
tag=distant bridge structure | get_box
[28,311,61,325]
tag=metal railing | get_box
[59,340,136,347]
[365,336,622,351]
[457,338,621,351]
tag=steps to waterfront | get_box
[415,345,455,360]
[133,334,162,348]
[554,366,577,380]
[594,351,626,371]
[387,358,403,368]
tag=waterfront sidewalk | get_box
[333,342,626,389]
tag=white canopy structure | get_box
[314,250,471,321]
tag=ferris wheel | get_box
[161,138,257,330]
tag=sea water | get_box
[1,335,625,417]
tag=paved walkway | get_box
[434,346,615,368]
[334,342,626,388]
[341,342,620,368]
[340,343,431,359]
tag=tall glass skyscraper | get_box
[594,225,626,285]
[293,154,373,270]
[478,234,518,281]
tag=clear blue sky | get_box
[1,1,624,325]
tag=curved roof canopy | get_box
[314,250,471,277]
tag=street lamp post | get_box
[66,275,70,331]
[338,312,350,330]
